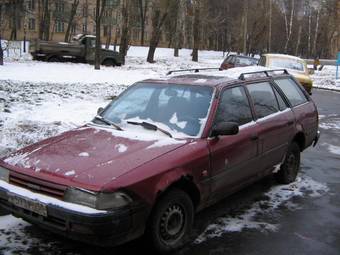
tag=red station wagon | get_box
[0,68,320,253]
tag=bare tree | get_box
[64,0,80,42]
[173,0,186,57]
[95,0,106,70]
[283,0,295,53]
[137,0,149,46]
[119,0,131,65]
[192,0,201,62]
[268,0,272,52]
[0,3,4,66]
[147,0,170,63]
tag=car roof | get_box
[142,66,290,88]
[228,54,258,60]
[263,53,304,62]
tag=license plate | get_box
[8,193,47,217]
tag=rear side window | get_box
[275,78,307,106]
[215,86,253,126]
[247,82,279,119]
[273,87,288,111]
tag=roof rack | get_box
[166,68,221,76]
[238,69,289,80]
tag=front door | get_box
[208,86,260,199]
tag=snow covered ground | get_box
[311,66,340,91]
[0,47,335,253]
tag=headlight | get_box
[0,166,9,182]
[64,188,133,210]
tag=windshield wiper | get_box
[127,121,173,138]
[94,115,123,131]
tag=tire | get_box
[275,142,301,184]
[102,59,116,67]
[146,188,194,254]
[48,56,60,62]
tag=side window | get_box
[247,82,279,119]
[273,86,288,111]
[258,56,266,66]
[214,86,253,126]
[275,78,308,107]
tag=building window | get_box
[28,18,36,31]
[82,4,88,17]
[55,21,64,33]
[82,24,87,33]
[27,0,35,11]
[56,1,65,13]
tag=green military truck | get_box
[30,34,122,67]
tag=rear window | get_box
[269,58,305,72]
[275,78,308,107]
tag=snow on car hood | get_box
[2,125,187,189]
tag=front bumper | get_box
[0,181,149,246]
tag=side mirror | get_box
[97,107,104,115]
[211,122,239,137]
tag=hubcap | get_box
[159,204,185,243]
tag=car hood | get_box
[2,125,188,190]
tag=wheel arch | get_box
[292,132,306,152]
[154,174,201,210]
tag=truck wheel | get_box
[275,142,301,184]
[146,188,194,254]
[102,59,115,67]
[48,56,60,62]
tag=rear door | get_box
[246,81,295,171]
[208,86,260,198]
[274,77,318,148]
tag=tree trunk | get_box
[65,0,80,42]
[95,0,106,70]
[284,0,295,53]
[295,25,302,56]
[0,34,3,66]
[192,2,200,62]
[138,0,148,46]
[307,9,312,58]
[312,8,320,57]
[268,0,272,52]
[147,4,168,63]
[119,0,130,65]
[242,0,248,54]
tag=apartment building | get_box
[1,0,158,46]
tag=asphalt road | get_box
[1,89,340,255]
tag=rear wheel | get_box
[146,189,194,254]
[275,142,301,184]
[47,56,60,62]
[102,59,116,67]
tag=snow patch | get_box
[115,144,127,153]
[64,170,75,176]
[78,152,90,157]
[327,145,340,155]
[195,175,329,243]
[170,113,187,129]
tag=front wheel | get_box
[146,189,194,254]
[102,59,116,67]
[275,142,301,184]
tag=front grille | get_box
[9,173,66,199]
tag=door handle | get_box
[250,134,259,141]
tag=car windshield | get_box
[97,83,214,138]
[269,58,305,72]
